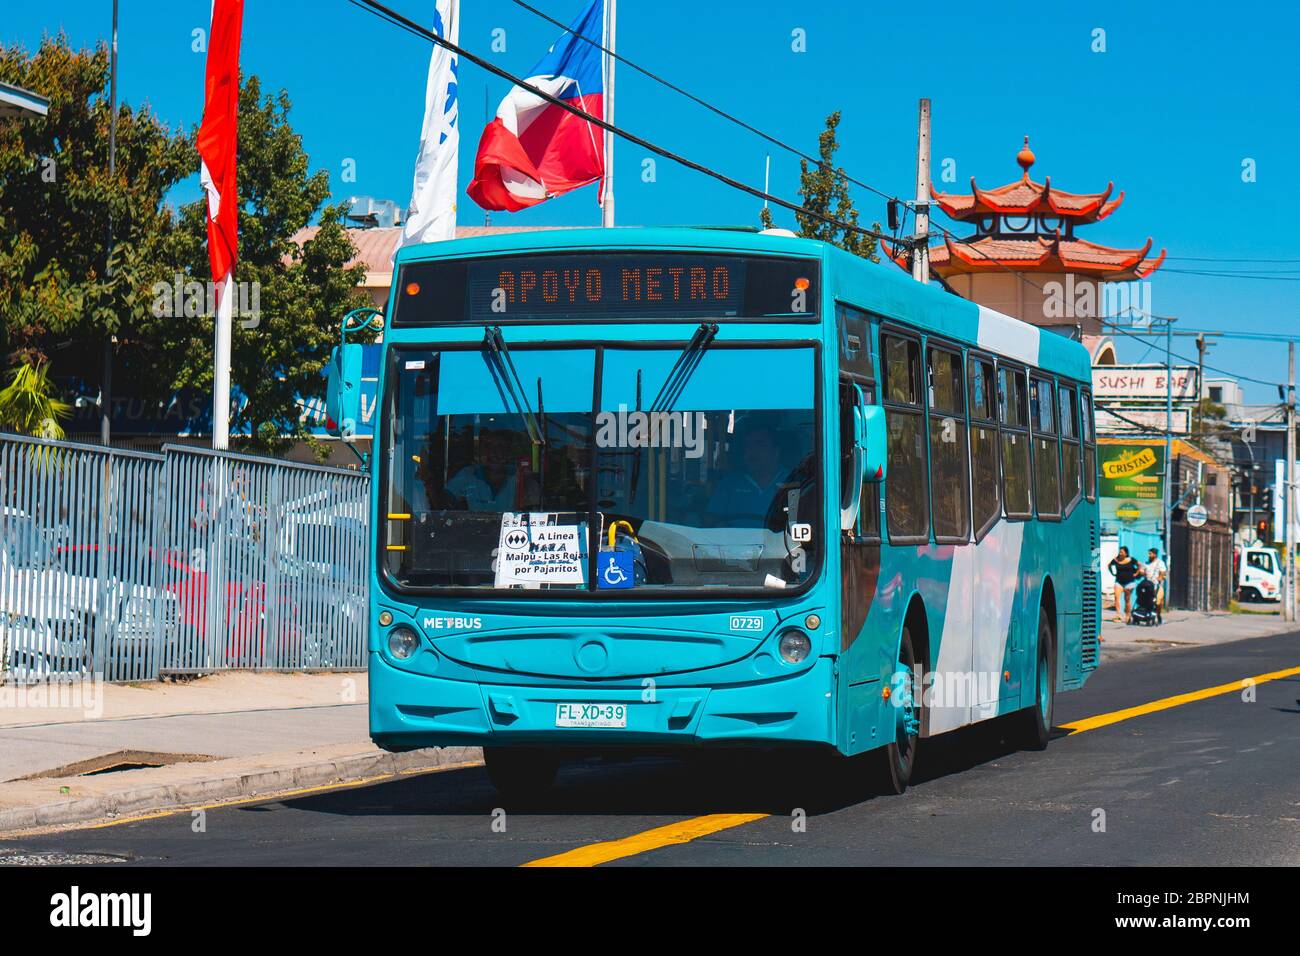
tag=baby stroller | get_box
[1128,577,1161,626]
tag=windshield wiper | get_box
[483,326,546,447]
[649,323,718,414]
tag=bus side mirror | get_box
[856,404,887,482]
[326,344,363,442]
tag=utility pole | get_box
[1287,343,1296,622]
[1164,318,1174,574]
[911,98,931,284]
[102,0,119,446]
[1195,333,1205,436]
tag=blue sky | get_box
[8,0,1299,400]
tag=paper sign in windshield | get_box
[495,513,587,588]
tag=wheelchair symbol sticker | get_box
[598,551,635,589]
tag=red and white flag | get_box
[466,0,607,213]
[197,0,245,283]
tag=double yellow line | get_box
[522,664,1300,867]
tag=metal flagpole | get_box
[213,273,233,449]
[103,0,119,446]
[600,0,616,227]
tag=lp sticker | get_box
[790,523,812,543]
[598,551,635,589]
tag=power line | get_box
[1100,321,1284,388]
[345,0,904,247]
[504,0,909,210]
[354,0,1287,394]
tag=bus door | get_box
[968,354,1019,717]
[836,306,882,749]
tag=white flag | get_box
[400,0,460,247]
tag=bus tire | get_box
[483,747,558,800]
[873,624,921,795]
[1016,607,1055,751]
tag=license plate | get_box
[555,702,627,728]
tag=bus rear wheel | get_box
[1015,607,1055,751]
[873,625,921,795]
[483,747,558,801]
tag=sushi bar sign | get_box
[1093,365,1199,401]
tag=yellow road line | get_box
[521,813,769,867]
[1058,665,1300,735]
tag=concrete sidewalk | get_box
[0,671,480,836]
[0,672,370,781]
[1099,606,1293,662]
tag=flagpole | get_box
[600,0,615,227]
[213,273,232,449]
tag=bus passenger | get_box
[707,424,787,528]
[445,429,534,512]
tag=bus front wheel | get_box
[873,624,921,795]
[483,747,558,800]
[1016,608,1055,751]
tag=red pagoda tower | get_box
[888,137,1164,336]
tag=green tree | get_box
[763,112,879,261]
[154,75,368,452]
[0,362,71,438]
[0,33,192,377]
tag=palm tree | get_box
[0,363,72,439]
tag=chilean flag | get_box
[467,0,605,212]
[196,0,244,284]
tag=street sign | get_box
[1187,504,1208,527]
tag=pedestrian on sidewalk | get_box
[1146,548,1168,623]
[1109,546,1140,623]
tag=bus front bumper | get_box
[369,653,836,750]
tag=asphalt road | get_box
[3,631,1297,867]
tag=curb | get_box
[0,746,482,835]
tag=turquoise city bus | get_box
[326,227,1101,796]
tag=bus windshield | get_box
[382,343,821,594]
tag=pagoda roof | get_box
[930,137,1124,223]
[885,233,1166,281]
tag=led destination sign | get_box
[392,252,819,325]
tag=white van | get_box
[1238,545,1282,603]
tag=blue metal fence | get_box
[0,433,369,683]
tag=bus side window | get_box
[1031,376,1061,518]
[999,366,1032,519]
[969,356,1000,538]
[927,344,970,542]
[1059,384,1082,513]
[882,332,929,542]
[1081,388,1097,501]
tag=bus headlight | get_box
[387,626,420,660]
[778,628,812,664]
